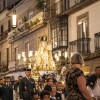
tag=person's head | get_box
[56,81,63,91]
[40,90,50,100]
[47,78,53,86]
[18,75,22,81]
[0,79,3,84]
[5,77,11,83]
[71,52,84,66]
[47,74,52,79]
[25,68,31,77]
[50,86,56,97]
[95,66,100,76]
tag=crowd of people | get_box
[0,52,100,100]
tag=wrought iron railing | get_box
[69,38,91,54]
[94,32,100,51]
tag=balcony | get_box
[7,12,45,43]
[69,38,91,54]
[95,32,100,51]
[48,0,98,18]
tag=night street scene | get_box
[0,0,100,100]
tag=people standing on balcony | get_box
[19,68,36,100]
[14,75,22,100]
[65,52,92,100]
[1,76,13,100]
[87,66,100,100]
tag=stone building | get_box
[0,0,49,79]
[48,0,100,74]
[0,0,100,78]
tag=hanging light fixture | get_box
[12,9,17,27]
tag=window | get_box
[8,20,11,32]
[77,12,90,53]
[3,0,6,8]
[15,47,19,61]
[1,25,4,34]
[6,48,9,67]
[29,12,33,19]
[51,16,68,50]
[25,42,30,57]
[77,12,89,39]
[94,32,100,51]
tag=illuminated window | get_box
[15,47,19,61]
[77,12,89,39]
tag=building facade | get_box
[48,0,100,73]
[0,0,48,79]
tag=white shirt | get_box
[87,78,100,97]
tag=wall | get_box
[68,1,100,53]
[0,41,11,65]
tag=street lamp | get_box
[12,10,17,28]
[12,0,17,28]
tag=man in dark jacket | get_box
[14,75,22,100]
[2,77,13,100]
[19,68,35,100]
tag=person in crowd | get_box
[38,80,44,93]
[51,73,57,85]
[56,70,61,81]
[2,76,13,100]
[19,68,36,100]
[56,81,66,100]
[65,52,92,100]
[87,66,100,99]
[14,75,22,100]
[50,86,57,100]
[40,90,50,100]
[0,79,3,100]
[47,74,53,79]
[44,78,54,92]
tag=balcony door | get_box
[77,12,90,53]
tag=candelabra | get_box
[17,51,34,68]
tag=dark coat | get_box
[87,74,98,89]
[56,92,66,100]
[0,85,2,99]
[56,92,62,100]
[2,83,13,100]
[19,77,35,100]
